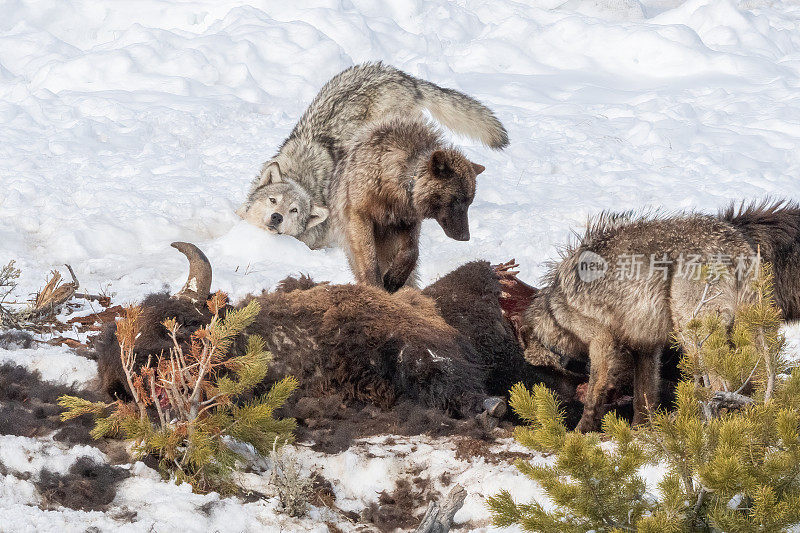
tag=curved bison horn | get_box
[171,242,212,303]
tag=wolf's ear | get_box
[472,162,485,175]
[306,205,329,229]
[429,150,450,178]
[258,162,282,186]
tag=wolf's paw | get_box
[383,273,407,293]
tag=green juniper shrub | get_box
[60,292,297,494]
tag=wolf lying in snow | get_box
[520,200,800,432]
[237,62,508,249]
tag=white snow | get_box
[3,0,799,304]
[0,344,97,387]
[1,0,800,530]
[0,433,546,533]
[0,436,108,478]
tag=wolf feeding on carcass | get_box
[97,201,800,441]
[520,200,800,432]
[95,243,585,446]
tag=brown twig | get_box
[74,292,112,306]
[26,264,80,318]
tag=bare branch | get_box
[414,485,467,533]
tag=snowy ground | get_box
[1,0,800,531]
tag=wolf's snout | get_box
[441,223,470,241]
[451,227,470,241]
[439,213,470,241]
[270,213,283,225]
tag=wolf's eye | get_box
[269,198,277,204]
[290,207,298,213]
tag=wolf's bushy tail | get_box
[721,198,800,320]
[417,80,509,150]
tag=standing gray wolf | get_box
[520,199,800,433]
[237,62,508,249]
[330,117,485,292]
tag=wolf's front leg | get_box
[632,347,661,426]
[381,226,420,293]
[576,331,622,433]
[345,214,381,286]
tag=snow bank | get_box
[1,0,798,305]
[1,0,800,530]
[0,344,97,387]
[0,435,542,532]
[0,436,107,478]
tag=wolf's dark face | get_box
[436,200,471,241]
[237,162,329,238]
[417,150,483,242]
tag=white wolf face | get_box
[237,162,329,238]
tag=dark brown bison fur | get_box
[291,396,490,453]
[0,330,34,350]
[96,269,487,417]
[95,261,585,432]
[0,363,99,444]
[721,199,800,320]
[94,292,213,401]
[273,273,320,293]
[422,261,524,397]
[422,261,585,422]
[36,457,130,511]
[240,279,486,416]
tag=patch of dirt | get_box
[360,478,435,532]
[0,362,129,462]
[290,395,502,454]
[36,456,130,511]
[453,436,529,465]
[310,472,336,509]
[0,330,34,349]
[453,520,480,531]
[0,363,97,442]
[108,507,138,522]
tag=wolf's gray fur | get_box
[238,62,508,248]
[720,199,800,320]
[521,211,765,432]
